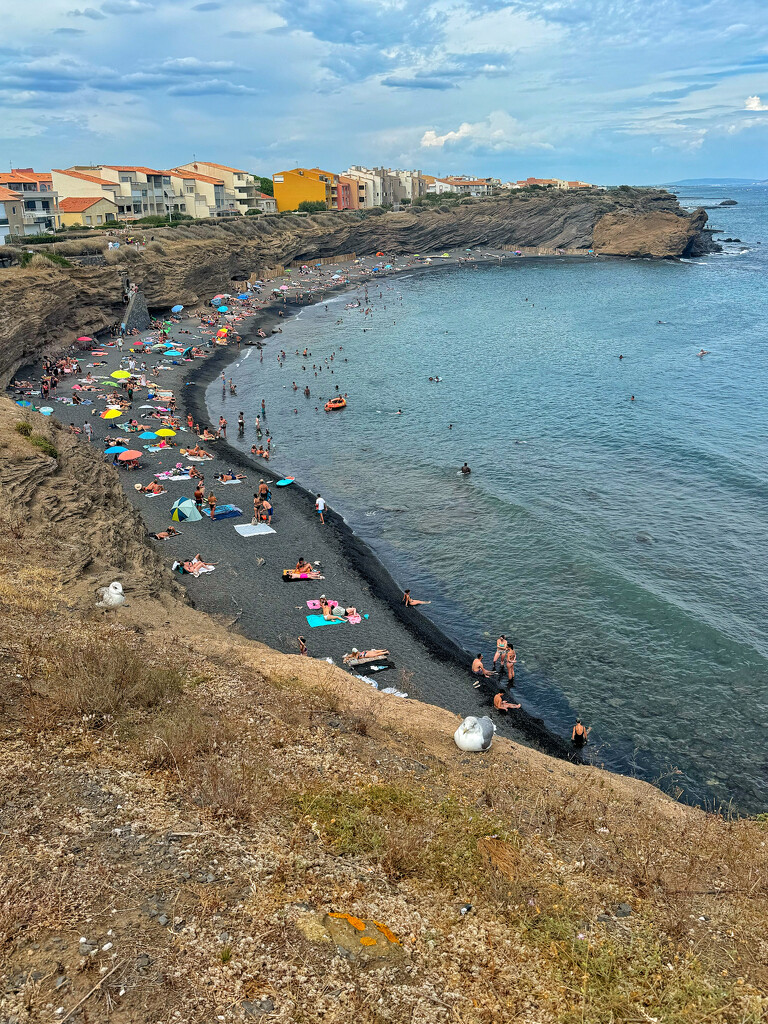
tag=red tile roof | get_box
[59,196,116,212]
[0,185,22,201]
[167,167,225,185]
[3,170,53,184]
[102,165,165,175]
[184,161,247,175]
[54,168,111,186]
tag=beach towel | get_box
[186,455,213,462]
[202,504,242,520]
[305,613,369,627]
[144,489,167,498]
[307,599,338,610]
[234,523,275,537]
[283,570,324,581]
[155,473,192,481]
[218,479,243,485]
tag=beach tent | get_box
[171,497,202,523]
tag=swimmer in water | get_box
[697,349,710,357]
[630,395,635,401]
[461,462,471,475]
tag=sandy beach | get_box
[11,247,577,759]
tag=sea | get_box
[207,186,768,812]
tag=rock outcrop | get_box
[0,188,715,380]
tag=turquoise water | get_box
[209,187,768,810]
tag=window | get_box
[96,215,103,223]
[85,216,92,225]
[120,175,131,183]
[186,186,194,194]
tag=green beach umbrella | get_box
[171,497,202,523]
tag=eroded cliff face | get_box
[0,188,713,379]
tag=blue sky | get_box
[2,0,768,183]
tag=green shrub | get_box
[15,422,32,437]
[29,434,59,459]
[297,200,328,213]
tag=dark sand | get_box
[13,251,578,760]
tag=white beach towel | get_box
[234,523,275,537]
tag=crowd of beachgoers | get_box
[10,248,590,751]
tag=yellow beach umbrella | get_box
[155,428,176,437]
[111,370,130,379]
[101,409,122,419]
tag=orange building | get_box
[272,167,335,211]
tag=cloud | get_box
[101,0,152,12]
[158,57,237,74]
[745,95,768,110]
[67,7,106,18]
[382,76,456,90]
[421,110,553,151]
[192,1,221,8]
[54,28,86,35]
[167,78,259,96]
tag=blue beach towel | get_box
[203,504,242,520]
[306,613,370,628]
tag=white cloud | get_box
[420,110,552,152]
[745,95,768,111]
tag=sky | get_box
[2,0,768,184]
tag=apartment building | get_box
[53,167,158,220]
[178,161,259,214]
[0,170,61,232]
[272,168,335,211]
[166,168,238,218]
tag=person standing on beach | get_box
[315,493,326,524]
[207,490,217,521]
[261,399,266,418]
[194,483,204,513]
[219,415,227,438]
[571,719,591,746]
[504,644,517,684]
[238,412,245,437]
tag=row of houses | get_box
[270,167,595,211]
[0,162,278,243]
[0,159,595,243]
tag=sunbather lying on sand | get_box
[218,470,246,482]
[199,428,217,441]
[342,648,389,664]
[182,554,217,576]
[184,444,212,458]
[153,526,180,540]
[140,481,166,495]
[319,596,346,621]
[284,567,324,580]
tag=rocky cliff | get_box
[0,188,714,379]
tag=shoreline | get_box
[184,341,575,759]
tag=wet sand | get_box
[12,250,578,760]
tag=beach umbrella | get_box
[139,404,156,409]
[217,305,229,312]
[331,274,341,279]
[104,381,120,387]
[118,449,142,461]
[385,264,393,269]
[105,445,127,454]
[237,293,249,300]
[111,370,130,379]
[156,428,176,437]
[15,400,32,407]
[39,407,53,416]
[171,304,183,313]
[222,293,231,298]
[165,351,184,357]
[279,285,289,291]
[77,336,92,341]
[101,409,122,419]
[139,431,158,439]
[171,497,202,523]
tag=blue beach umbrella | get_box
[237,293,249,300]
[171,497,202,523]
[16,400,32,407]
[139,431,158,439]
[105,445,128,454]
[217,305,229,312]
[171,304,183,313]
[165,350,184,357]
[39,407,54,416]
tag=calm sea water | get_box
[208,187,768,811]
